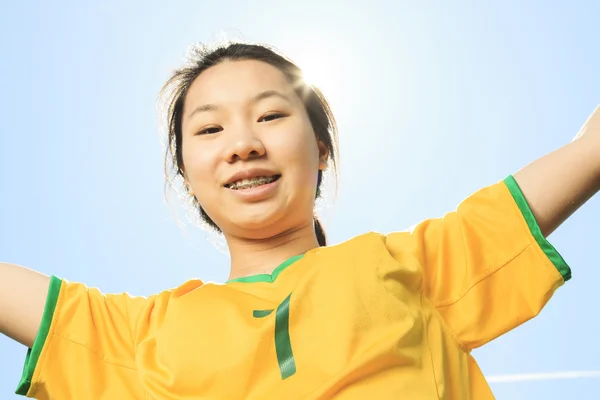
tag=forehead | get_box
[184,60,294,111]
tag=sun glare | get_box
[296,52,341,102]
[300,62,324,88]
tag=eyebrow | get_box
[186,90,292,119]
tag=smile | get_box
[225,175,281,190]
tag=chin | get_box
[238,216,283,235]
[224,211,291,240]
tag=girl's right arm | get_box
[0,263,50,348]
[1,264,168,398]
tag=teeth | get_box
[229,176,277,190]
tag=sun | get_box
[300,60,326,89]
[294,51,341,102]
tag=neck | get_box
[225,222,320,281]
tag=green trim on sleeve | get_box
[503,175,572,281]
[15,275,62,396]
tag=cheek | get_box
[181,140,219,190]
[271,123,321,183]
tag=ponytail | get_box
[314,217,327,247]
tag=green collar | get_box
[226,254,305,284]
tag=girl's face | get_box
[181,60,327,239]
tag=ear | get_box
[317,141,329,170]
[182,167,195,197]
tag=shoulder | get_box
[320,231,411,258]
[158,278,205,300]
[324,231,387,249]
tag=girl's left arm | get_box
[513,105,600,237]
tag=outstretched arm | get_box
[513,105,600,237]
[0,263,50,348]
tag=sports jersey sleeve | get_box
[15,277,157,399]
[385,176,571,350]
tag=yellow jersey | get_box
[16,176,570,399]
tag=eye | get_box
[196,126,222,135]
[258,113,286,123]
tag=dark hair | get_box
[161,42,338,246]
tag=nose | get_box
[224,123,266,163]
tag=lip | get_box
[226,175,281,202]
[223,168,281,187]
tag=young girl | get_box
[1,42,599,400]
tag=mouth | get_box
[224,175,281,190]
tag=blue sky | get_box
[1,1,599,398]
